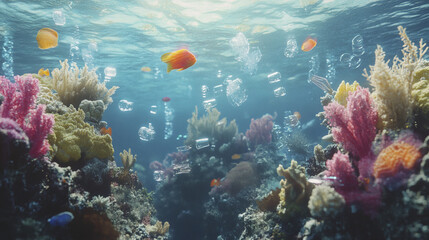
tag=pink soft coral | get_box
[324,87,378,159]
[0,75,54,159]
[245,114,274,149]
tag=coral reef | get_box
[334,80,360,106]
[50,59,119,109]
[185,106,237,153]
[48,109,114,164]
[120,148,137,172]
[363,26,427,130]
[324,87,378,158]
[79,99,105,123]
[276,160,314,218]
[245,114,274,149]
[308,184,345,219]
[0,75,54,159]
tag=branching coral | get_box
[146,221,170,237]
[0,75,54,159]
[276,160,314,218]
[334,80,360,106]
[308,185,345,219]
[48,109,114,164]
[245,114,274,149]
[324,87,378,158]
[185,106,237,150]
[50,59,119,109]
[120,148,137,172]
[363,26,427,130]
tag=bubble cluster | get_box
[118,99,133,111]
[225,77,247,107]
[340,34,365,69]
[2,35,14,80]
[230,32,262,75]
[52,10,66,26]
[284,38,298,58]
[267,72,286,97]
[138,123,155,141]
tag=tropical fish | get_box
[100,127,112,136]
[308,176,338,185]
[161,49,196,73]
[38,68,50,77]
[231,154,241,160]
[210,178,221,187]
[48,211,74,227]
[301,37,317,52]
[141,66,151,72]
[36,28,58,49]
[162,96,171,102]
[293,111,301,120]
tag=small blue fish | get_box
[48,211,74,227]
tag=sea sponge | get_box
[363,26,427,130]
[48,109,114,164]
[50,59,119,109]
[308,185,345,219]
[373,141,421,179]
[277,160,314,218]
[334,80,359,106]
[185,106,237,150]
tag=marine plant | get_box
[324,87,378,159]
[0,75,54,159]
[49,59,119,109]
[363,26,427,130]
[120,148,137,172]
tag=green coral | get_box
[412,66,429,115]
[48,109,114,164]
[184,106,237,150]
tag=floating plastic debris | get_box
[177,145,191,152]
[352,34,365,56]
[284,38,298,58]
[150,105,158,115]
[203,98,217,111]
[153,170,165,182]
[349,55,362,69]
[226,77,247,107]
[284,111,301,133]
[213,84,224,97]
[242,46,262,75]
[138,123,155,141]
[118,100,133,111]
[104,66,117,78]
[217,70,223,78]
[339,53,352,67]
[267,72,286,97]
[195,138,210,150]
[52,10,66,26]
[310,75,334,94]
[229,32,249,62]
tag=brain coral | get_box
[48,109,114,164]
[308,184,345,219]
[373,141,421,179]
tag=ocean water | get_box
[1,0,429,239]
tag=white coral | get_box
[308,185,345,219]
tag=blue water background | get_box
[1,0,429,190]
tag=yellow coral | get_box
[48,109,114,164]
[120,148,137,172]
[412,66,429,115]
[276,160,314,218]
[334,80,360,106]
[146,221,170,236]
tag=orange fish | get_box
[141,66,152,72]
[36,28,58,49]
[231,154,241,160]
[293,111,301,120]
[38,68,50,77]
[301,37,317,52]
[210,178,221,187]
[161,49,196,73]
[100,127,112,136]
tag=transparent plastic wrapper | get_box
[229,32,249,62]
[118,100,134,111]
[226,78,248,107]
[52,10,66,26]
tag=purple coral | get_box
[245,114,273,149]
[324,87,378,159]
[0,75,54,159]
[325,151,381,216]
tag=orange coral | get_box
[373,141,421,178]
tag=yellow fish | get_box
[231,154,241,160]
[38,68,50,77]
[36,28,58,50]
